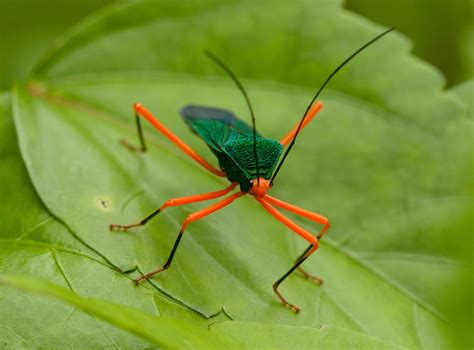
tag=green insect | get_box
[111,27,395,313]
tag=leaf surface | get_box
[4,0,472,348]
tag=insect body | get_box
[111,27,395,313]
[181,105,283,192]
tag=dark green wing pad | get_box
[180,105,260,150]
[180,105,283,190]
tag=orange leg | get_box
[110,183,237,231]
[279,101,323,147]
[264,194,330,284]
[256,197,321,313]
[264,194,330,238]
[135,191,245,283]
[122,103,226,177]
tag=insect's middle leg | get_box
[135,191,245,283]
[110,182,237,231]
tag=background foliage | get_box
[1,0,473,89]
[0,0,472,349]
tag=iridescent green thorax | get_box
[181,105,283,192]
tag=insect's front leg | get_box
[263,194,330,239]
[272,242,319,313]
[110,183,237,231]
[295,244,323,285]
[135,191,245,283]
[256,196,330,313]
[263,194,330,284]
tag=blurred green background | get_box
[0,0,472,90]
[0,0,113,90]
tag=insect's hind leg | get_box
[135,191,244,283]
[121,106,147,152]
[110,182,237,231]
[124,103,226,177]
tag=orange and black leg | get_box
[293,244,323,284]
[256,196,330,313]
[110,182,237,231]
[272,243,316,313]
[135,191,245,283]
[121,107,147,152]
[280,101,323,147]
[122,103,226,177]
[263,195,330,239]
[264,194,330,284]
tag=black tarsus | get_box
[163,230,184,269]
[274,243,312,289]
[109,208,161,231]
[135,111,147,151]
[204,50,260,184]
[294,244,313,264]
[270,26,396,185]
[121,111,147,152]
[272,243,315,313]
[134,230,184,283]
[137,207,161,226]
[274,253,310,289]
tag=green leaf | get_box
[1,92,402,350]
[0,92,205,348]
[0,275,233,349]
[3,0,472,348]
[1,274,403,349]
[450,80,474,117]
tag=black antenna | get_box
[204,50,260,184]
[270,27,396,185]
